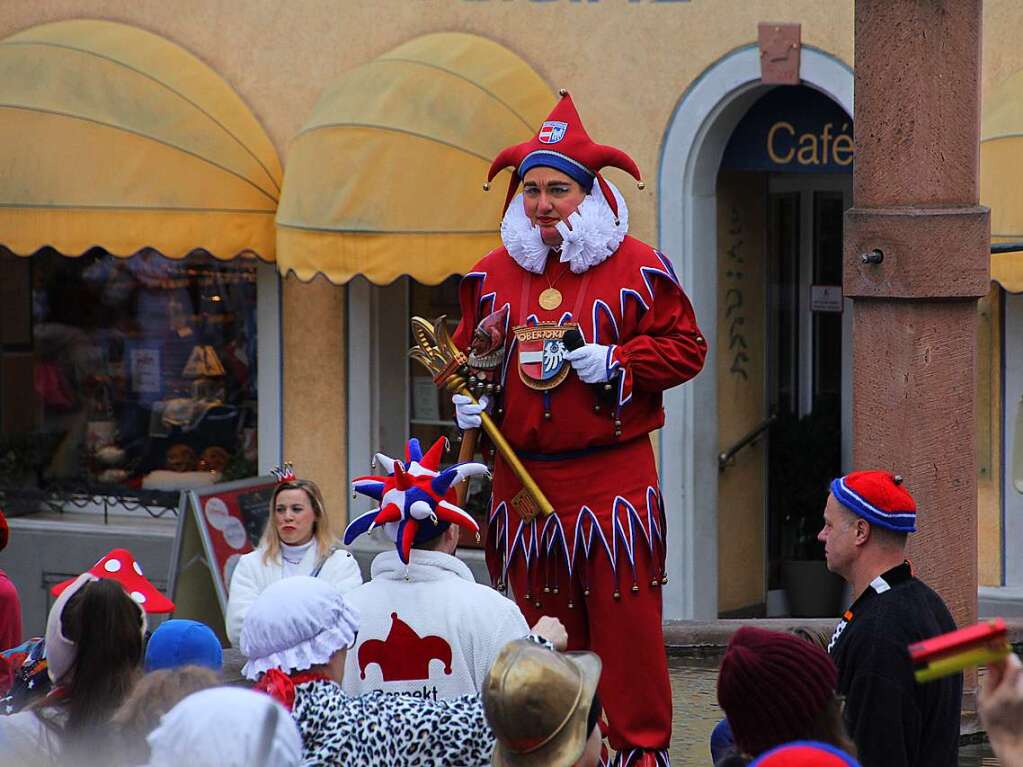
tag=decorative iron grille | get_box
[0,481,180,524]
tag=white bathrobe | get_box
[342,549,528,699]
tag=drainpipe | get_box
[845,0,988,642]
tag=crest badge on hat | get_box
[345,437,490,564]
[513,323,574,391]
[538,120,568,144]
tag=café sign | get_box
[721,86,853,173]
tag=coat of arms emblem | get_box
[513,322,574,391]
[538,120,568,144]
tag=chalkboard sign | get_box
[167,475,277,641]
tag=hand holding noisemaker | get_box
[909,617,1011,683]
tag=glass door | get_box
[766,175,852,585]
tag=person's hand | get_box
[565,344,612,384]
[452,394,488,430]
[979,652,1023,765]
[531,616,568,651]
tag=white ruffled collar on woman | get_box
[500,179,629,274]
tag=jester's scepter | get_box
[409,315,553,520]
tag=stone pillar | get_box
[844,0,989,632]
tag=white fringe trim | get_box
[500,180,629,274]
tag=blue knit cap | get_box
[145,619,223,672]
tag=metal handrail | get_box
[718,413,778,472]
[992,242,1023,254]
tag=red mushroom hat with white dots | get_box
[50,548,175,614]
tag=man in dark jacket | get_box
[819,471,961,767]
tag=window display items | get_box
[0,247,259,499]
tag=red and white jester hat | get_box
[345,437,490,564]
[51,548,175,614]
[486,89,644,221]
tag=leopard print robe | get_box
[292,679,493,767]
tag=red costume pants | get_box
[486,437,672,764]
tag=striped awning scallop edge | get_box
[0,19,282,261]
[275,32,554,285]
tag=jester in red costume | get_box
[451,91,707,767]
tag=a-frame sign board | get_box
[167,475,276,646]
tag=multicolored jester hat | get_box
[344,438,490,563]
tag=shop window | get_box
[0,247,259,507]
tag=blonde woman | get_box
[225,466,362,646]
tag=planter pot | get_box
[781,559,846,618]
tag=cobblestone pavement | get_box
[667,655,721,765]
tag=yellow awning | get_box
[0,19,281,260]
[981,70,1023,292]
[276,32,553,285]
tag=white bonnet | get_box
[240,576,359,680]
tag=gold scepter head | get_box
[408,316,469,393]
[408,316,553,521]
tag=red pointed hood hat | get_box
[51,548,176,614]
[486,90,643,220]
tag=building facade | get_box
[0,1,1020,630]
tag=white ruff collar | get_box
[500,180,629,274]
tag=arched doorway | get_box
[657,46,853,620]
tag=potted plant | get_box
[769,406,846,618]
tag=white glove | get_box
[564,343,612,384]
[453,394,488,430]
